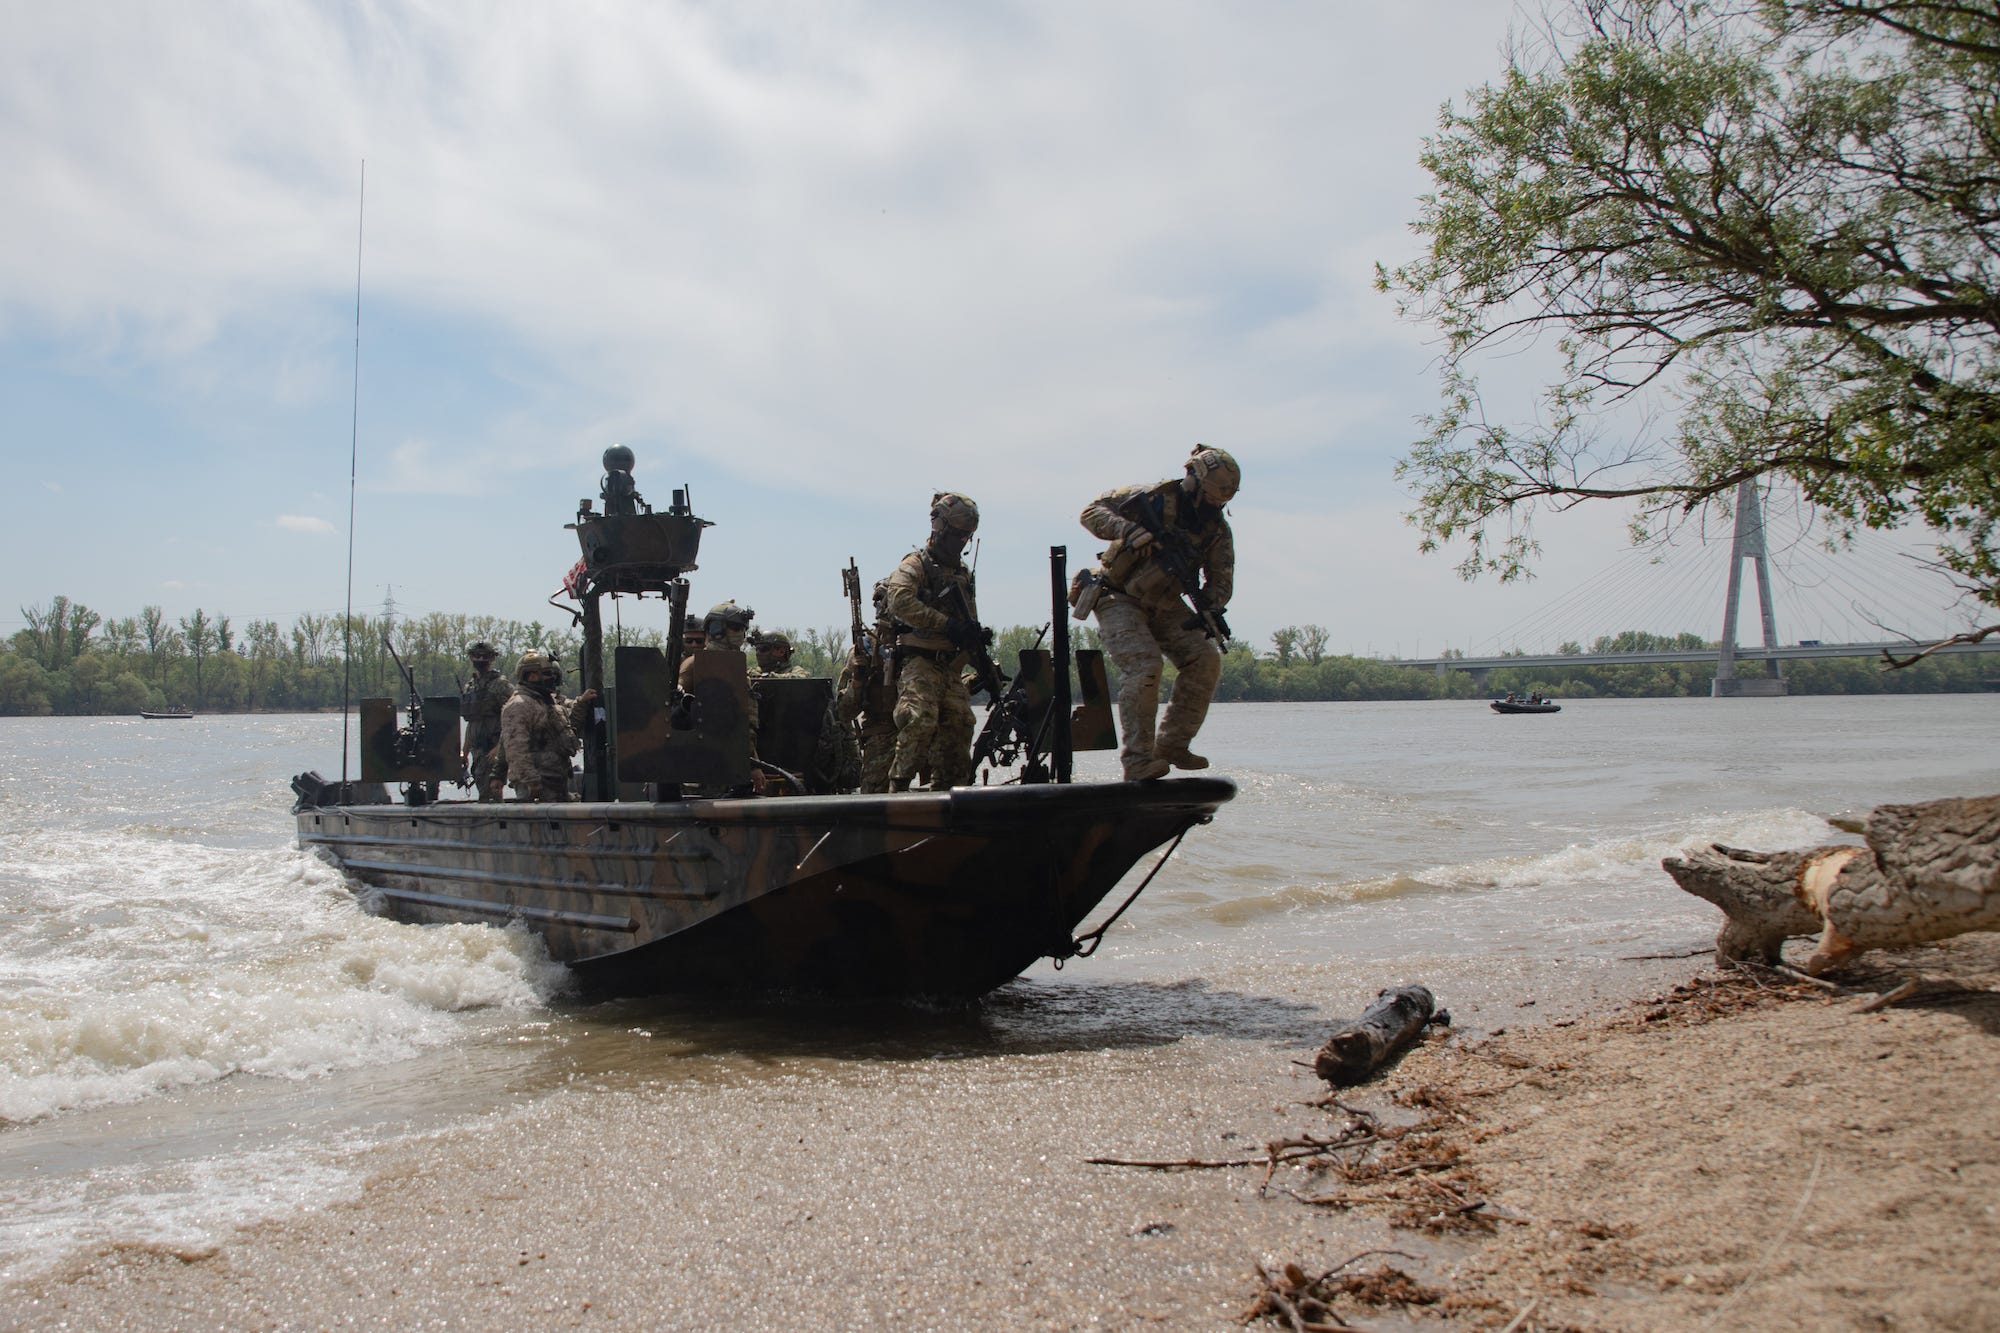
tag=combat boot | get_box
[1123,755,1171,782]
[1154,744,1209,771]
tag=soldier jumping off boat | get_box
[1076,445,1239,782]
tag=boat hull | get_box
[296,778,1234,998]
[1490,701,1560,714]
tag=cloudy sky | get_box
[0,1,1968,658]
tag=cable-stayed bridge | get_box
[1392,482,2000,696]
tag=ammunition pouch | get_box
[1069,567,1103,621]
[1098,537,1141,589]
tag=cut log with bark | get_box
[1663,793,2000,975]
[1315,985,1437,1086]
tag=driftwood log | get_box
[1314,984,1437,1085]
[1663,793,2000,975]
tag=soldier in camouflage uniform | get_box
[753,628,859,792]
[681,602,763,783]
[884,492,985,791]
[680,601,755,688]
[1079,445,1238,781]
[838,582,900,793]
[459,641,512,801]
[750,630,811,678]
[499,651,599,801]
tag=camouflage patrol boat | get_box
[292,450,1234,999]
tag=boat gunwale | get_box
[295,776,1237,831]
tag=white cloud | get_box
[0,1,1516,497]
[274,514,337,536]
[13,4,1959,645]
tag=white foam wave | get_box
[1162,805,1847,956]
[0,835,569,1124]
[0,1143,362,1288]
[1422,806,1842,895]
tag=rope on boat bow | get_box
[1055,825,1192,966]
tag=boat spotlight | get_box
[601,444,644,516]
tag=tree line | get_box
[0,596,594,717]
[1219,627,1993,700]
[2,599,1988,717]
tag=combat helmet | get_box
[466,640,498,661]
[1185,444,1240,505]
[929,491,980,536]
[702,600,755,636]
[751,629,792,653]
[515,649,555,683]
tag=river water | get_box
[1,696,1995,1288]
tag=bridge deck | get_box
[1396,640,2000,672]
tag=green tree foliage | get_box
[3,597,1991,716]
[1381,0,2000,642]
[18,597,99,672]
[178,609,215,708]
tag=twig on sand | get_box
[1497,1296,1539,1332]
[1852,980,1919,1014]
[1244,1253,1430,1332]
[1091,1134,1380,1173]
[1247,1262,1358,1332]
[1771,963,1848,992]
[1282,1189,1388,1208]
[1619,947,1715,961]
[1265,1283,1309,1333]
[1700,1148,1827,1330]
[1317,1248,1422,1279]
[1089,1153,1267,1170]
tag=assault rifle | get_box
[1117,490,1232,642]
[840,552,864,656]
[942,580,1008,706]
[971,624,1052,778]
[844,556,900,684]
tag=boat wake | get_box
[0,832,568,1125]
[1162,805,1845,959]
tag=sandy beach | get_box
[7,930,1995,1332]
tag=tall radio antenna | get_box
[340,161,365,786]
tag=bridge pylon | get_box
[1712,477,1788,697]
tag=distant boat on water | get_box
[139,709,195,720]
[1490,694,1560,715]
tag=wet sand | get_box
[7,937,1994,1332]
[0,953,1680,1331]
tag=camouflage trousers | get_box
[856,725,897,793]
[469,742,506,803]
[1094,591,1221,778]
[890,654,974,790]
[508,756,575,802]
